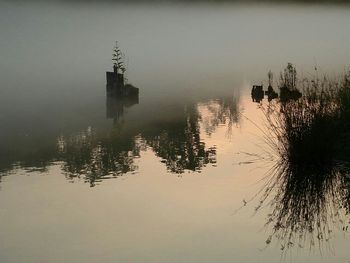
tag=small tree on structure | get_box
[112,41,126,74]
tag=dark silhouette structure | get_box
[265,85,278,101]
[251,85,279,103]
[251,85,278,102]
[251,85,264,102]
[106,41,139,97]
[106,67,139,97]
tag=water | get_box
[0,1,350,262]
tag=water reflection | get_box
[262,159,350,250]
[0,93,241,186]
[106,94,139,123]
[202,95,241,137]
[57,126,142,187]
[143,103,216,174]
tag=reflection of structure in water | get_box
[106,94,139,122]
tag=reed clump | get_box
[260,64,350,250]
[265,65,350,167]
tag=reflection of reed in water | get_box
[255,64,350,251]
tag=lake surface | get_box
[0,1,350,262]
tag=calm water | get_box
[0,2,350,262]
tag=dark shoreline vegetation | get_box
[255,64,350,251]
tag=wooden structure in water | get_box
[106,41,139,97]
[251,85,264,102]
[106,66,139,97]
[251,84,278,103]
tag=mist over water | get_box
[1,1,349,134]
[0,1,350,262]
